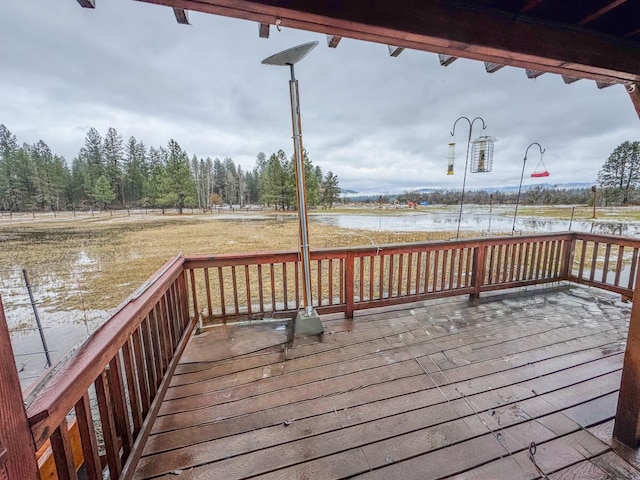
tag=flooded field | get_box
[2,205,639,387]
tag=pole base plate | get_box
[293,309,324,337]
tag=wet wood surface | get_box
[134,286,639,480]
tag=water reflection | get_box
[313,212,640,236]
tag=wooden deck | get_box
[133,285,640,479]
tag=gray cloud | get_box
[1,0,638,194]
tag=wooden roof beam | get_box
[76,0,95,7]
[596,80,616,89]
[484,62,504,73]
[258,22,269,38]
[387,45,404,57]
[438,54,457,67]
[520,0,544,13]
[326,35,342,48]
[173,7,189,24]
[579,0,628,26]
[136,0,640,83]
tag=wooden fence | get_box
[2,231,640,478]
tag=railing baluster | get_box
[75,393,102,480]
[295,260,300,309]
[397,253,404,297]
[614,245,624,287]
[455,248,463,289]
[378,254,384,299]
[407,252,413,295]
[245,265,252,316]
[218,267,226,319]
[138,317,156,404]
[590,242,599,283]
[629,248,638,290]
[282,262,288,310]
[578,240,587,280]
[149,307,165,382]
[432,250,440,291]
[189,268,198,324]
[543,241,552,278]
[602,243,612,284]
[424,250,431,293]
[50,422,78,480]
[554,240,563,278]
[522,242,531,280]
[232,266,239,317]
[509,243,517,282]
[318,260,323,306]
[340,258,345,304]
[487,246,495,284]
[328,259,334,305]
[346,252,355,318]
[369,256,374,300]
[440,249,448,291]
[415,251,423,293]
[448,249,456,289]
[465,247,472,287]
[107,355,133,459]
[358,257,364,302]
[122,339,143,434]
[534,241,544,279]
[258,264,264,313]
[95,371,121,478]
[270,264,276,313]
[204,267,213,318]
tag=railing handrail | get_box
[26,256,186,448]
[183,232,578,266]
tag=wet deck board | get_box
[135,286,640,479]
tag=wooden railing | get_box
[4,231,640,479]
[183,233,578,323]
[22,256,197,480]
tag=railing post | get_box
[470,243,486,300]
[614,261,640,448]
[562,234,576,280]
[345,252,355,318]
[0,296,39,479]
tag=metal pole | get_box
[451,116,487,240]
[512,155,527,235]
[22,269,51,368]
[289,64,313,316]
[513,142,545,235]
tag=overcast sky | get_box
[2,0,639,194]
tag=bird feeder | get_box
[531,152,549,178]
[447,142,455,175]
[470,136,496,173]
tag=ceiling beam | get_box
[520,0,544,13]
[76,0,95,7]
[596,80,616,89]
[438,54,457,67]
[136,0,640,83]
[387,45,404,57]
[173,7,189,24]
[484,62,504,73]
[258,22,269,38]
[326,35,342,48]
[579,0,628,26]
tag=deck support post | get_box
[470,244,485,300]
[629,83,640,121]
[345,252,355,318]
[614,258,640,447]
[0,296,39,479]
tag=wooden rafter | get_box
[76,0,95,7]
[387,45,404,57]
[135,0,640,83]
[484,62,504,73]
[579,0,628,26]
[173,7,189,24]
[326,35,342,48]
[258,22,269,38]
[438,54,457,67]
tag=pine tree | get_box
[164,139,197,214]
[103,127,124,205]
[92,175,116,209]
[321,171,340,208]
[597,141,640,205]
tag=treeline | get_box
[0,125,340,213]
[395,186,595,205]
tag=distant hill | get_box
[414,182,593,194]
